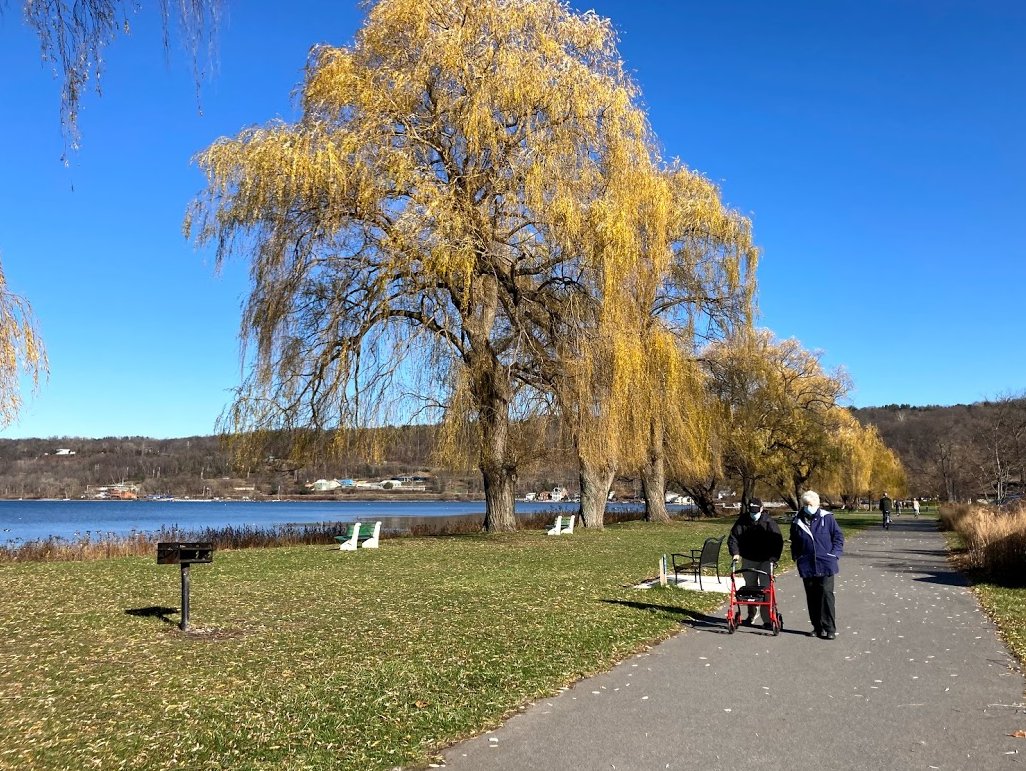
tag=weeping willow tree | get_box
[635,166,757,522]
[0,262,47,427]
[526,164,673,529]
[767,401,850,509]
[17,0,221,154]
[513,158,754,527]
[187,0,661,532]
[821,415,906,508]
[704,330,849,512]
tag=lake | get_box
[0,498,668,544]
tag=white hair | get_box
[801,490,821,509]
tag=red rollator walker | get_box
[727,562,783,635]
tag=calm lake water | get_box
[0,499,652,544]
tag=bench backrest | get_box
[699,536,723,567]
[356,521,381,540]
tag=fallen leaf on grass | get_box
[1009,730,1026,739]
[414,700,430,709]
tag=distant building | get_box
[54,448,76,456]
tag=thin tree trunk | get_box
[642,417,670,522]
[579,455,614,529]
[739,475,756,514]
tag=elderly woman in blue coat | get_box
[790,490,844,639]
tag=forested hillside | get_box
[2,396,1021,502]
[852,396,1026,502]
[0,427,580,500]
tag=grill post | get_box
[180,563,191,631]
[157,542,213,632]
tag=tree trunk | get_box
[482,456,517,532]
[471,353,517,533]
[739,475,756,514]
[641,417,670,522]
[578,455,614,529]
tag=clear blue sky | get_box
[1,1,1024,439]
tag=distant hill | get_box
[0,433,450,500]
[852,398,1026,501]
[0,426,579,500]
[3,398,1020,501]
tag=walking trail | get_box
[440,517,1026,770]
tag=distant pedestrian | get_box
[912,498,921,518]
[879,492,892,530]
[727,498,784,627]
[791,490,844,640]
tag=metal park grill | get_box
[157,542,213,631]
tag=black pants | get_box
[803,575,836,634]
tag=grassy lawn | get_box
[1,515,872,770]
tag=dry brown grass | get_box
[939,503,1026,586]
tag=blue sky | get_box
[1,1,1024,439]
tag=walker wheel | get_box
[772,614,782,636]
[727,611,739,634]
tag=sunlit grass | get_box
[0,516,871,770]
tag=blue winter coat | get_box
[790,508,844,578]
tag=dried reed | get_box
[940,503,1026,585]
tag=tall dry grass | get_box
[940,503,1026,586]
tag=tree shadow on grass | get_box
[601,598,726,632]
[125,606,179,626]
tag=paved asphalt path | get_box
[440,518,1026,770]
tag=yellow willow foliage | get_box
[0,263,47,427]
[187,0,662,448]
[559,159,755,479]
[434,369,479,471]
[828,414,878,498]
[872,442,907,496]
[660,338,714,481]
[665,164,758,327]
[824,416,906,500]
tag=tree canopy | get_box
[188,0,683,531]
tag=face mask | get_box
[804,505,816,515]
[750,511,762,521]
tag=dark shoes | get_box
[811,628,836,640]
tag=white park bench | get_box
[334,521,382,550]
[546,514,575,535]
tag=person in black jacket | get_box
[727,498,784,627]
[879,492,892,530]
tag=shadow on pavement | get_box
[912,570,970,587]
[602,598,809,637]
